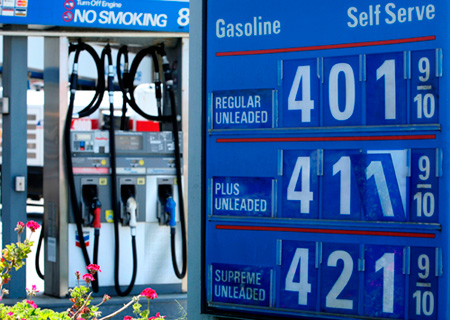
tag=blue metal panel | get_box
[366,52,407,125]
[322,150,362,220]
[211,176,274,218]
[410,50,439,124]
[363,245,405,318]
[211,263,272,307]
[410,148,438,223]
[281,58,320,127]
[211,89,275,129]
[408,247,438,319]
[278,240,318,311]
[203,0,447,319]
[351,152,406,222]
[0,0,189,32]
[280,150,319,219]
[320,243,359,315]
[323,55,362,126]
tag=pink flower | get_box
[123,316,132,320]
[14,222,25,234]
[87,264,102,274]
[26,299,37,309]
[82,273,95,283]
[149,312,166,319]
[75,271,81,280]
[103,294,111,302]
[26,220,40,232]
[26,284,39,297]
[140,287,157,300]
[7,312,13,316]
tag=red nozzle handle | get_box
[93,207,101,229]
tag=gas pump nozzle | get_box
[126,196,137,236]
[91,198,102,230]
[165,197,177,234]
[82,185,101,228]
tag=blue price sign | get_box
[364,245,405,319]
[211,177,274,217]
[281,150,319,219]
[279,240,317,311]
[211,263,272,307]
[203,0,445,318]
[409,247,439,319]
[211,89,277,129]
[320,243,359,315]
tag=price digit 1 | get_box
[375,253,395,313]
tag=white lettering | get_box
[214,197,268,213]
[347,3,435,28]
[216,17,281,38]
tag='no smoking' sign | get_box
[64,0,75,10]
[62,11,73,22]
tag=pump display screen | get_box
[116,135,143,151]
[203,0,446,319]
[74,133,92,141]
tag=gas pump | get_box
[64,41,186,296]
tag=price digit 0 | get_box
[329,63,355,121]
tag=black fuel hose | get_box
[71,43,106,118]
[167,80,187,279]
[65,42,105,293]
[104,44,138,296]
[35,220,44,280]
[123,46,171,122]
[159,46,187,279]
[117,45,130,130]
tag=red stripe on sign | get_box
[217,134,436,143]
[216,35,436,57]
[216,225,435,238]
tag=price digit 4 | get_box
[285,248,312,305]
[287,156,314,214]
[288,66,315,122]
